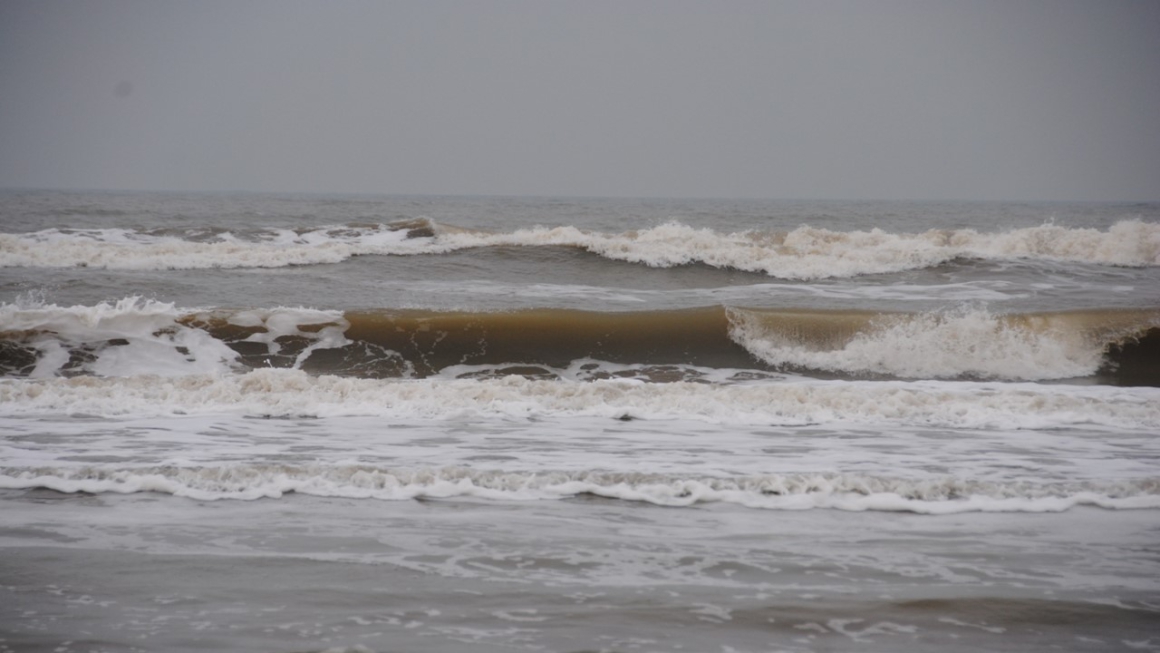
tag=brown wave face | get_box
[177,306,1160,385]
[313,307,758,378]
[165,307,760,382]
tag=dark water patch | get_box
[1101,327,1160,386]
[0,339,38,375]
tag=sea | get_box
[1,189,1158,653]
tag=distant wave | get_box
[1,464,1157,513]
[2,219,1157,278]
[2,298,1158,383]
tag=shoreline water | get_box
[3,492,1159,652]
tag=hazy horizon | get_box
[2,0,1158,202]
[4,186,1159,205]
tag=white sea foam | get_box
[210,306,351,366]
[0,297,238,377]
[1,368,1157,430]
[3,220,1156,277]
[0,298,346,377]
[727,306,1155,381]
[1,464,1156,513]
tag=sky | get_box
[1,0,1158,201]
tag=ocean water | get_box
[1,190,1159,652]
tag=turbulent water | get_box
[1,190,1159,652]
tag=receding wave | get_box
[2,298,1158,384]
[2,219,1156,278]
[2,464,1157,513]
[2,368,1158,430]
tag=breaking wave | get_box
[2,298,1158,384]
[726,306,1160,382]
[2,219,1157,278]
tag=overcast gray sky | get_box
[1,0,1157,201]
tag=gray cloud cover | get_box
[1,0,1157,200]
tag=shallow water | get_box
[3,492,1159,652]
